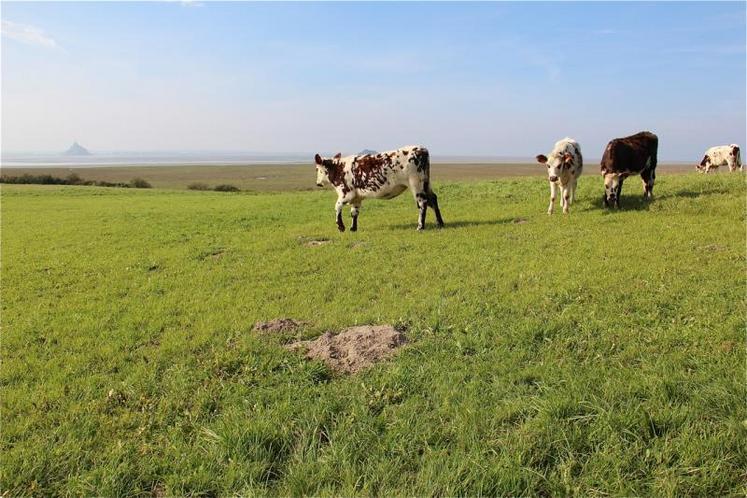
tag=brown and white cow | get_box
[696,145,742,173]
[314,145,444,231]
[600,131,658,208]
[536,137,583,214]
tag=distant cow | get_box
[696,145,742,173]
[536,137,583,214]
[600,131,658,208]
[314,145,444,231]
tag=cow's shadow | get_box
[387,217,518,231]
[658,184,735,200]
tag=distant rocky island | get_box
[358,149,377,155]
[64,142,91,156]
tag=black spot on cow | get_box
[353,155,388,189]
[410,148,430,174]
[323,159,350,195]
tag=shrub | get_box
[95,180,130,188]
[187,182,210,191]
[0,174,68,185]
[0,173,137,188]
[130,177,152,189]
[65,172,85,185]
[214,184,240,192]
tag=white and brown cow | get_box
[600,131,658,208]
[696,145,742,173]
[536,137,583,214]
[314,145,444,231]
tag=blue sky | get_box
[2,1,745,160]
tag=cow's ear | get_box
[333,152,342,160]
[536,154,548,164]
[563,152,573,163]
[314,154,323,166]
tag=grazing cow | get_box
[600,131,658,208]
[536,137,583,214]
[696,145,742,173]
[314,145,444,231]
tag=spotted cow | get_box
[600,131,658,208]
[314,145,444,231]
[536,137,583,214]
[696,145,742,173]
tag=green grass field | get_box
[2,172,745,496]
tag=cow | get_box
[600,131,658,208]
[696,145,742,173]
[314,145,444,232]
[536,137,583,214]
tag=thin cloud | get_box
[1,20,59,49]
[179,0,204,7]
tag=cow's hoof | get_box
[416,226,424,231]
[337,226,345,232]
[350,226,357,232]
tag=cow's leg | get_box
[409,177,429,230]
[350,202,361,232]
[615,179,623,209]
[562,184,570,214]
[573,178,579,203]
[641,169,654,200]
[548,182,557,214]
[415,192,428,231]
[426,188,444,228]
[335,198,345,232]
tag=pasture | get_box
[1,172,745,496]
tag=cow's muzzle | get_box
[549,175,559,182]
[316,183,323,187]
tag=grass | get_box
[1,172,745,496]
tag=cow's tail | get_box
[734,145,742,169]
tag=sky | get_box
[1,1,745,160]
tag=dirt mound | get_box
[298,236,331,247]
[253,318,304,333]
[288,325,406,374]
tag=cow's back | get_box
[349,145,430,198]
[602,131,657,174]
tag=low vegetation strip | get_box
[0,172,152,189]
[1,173,744,496]
[0,162,695,191]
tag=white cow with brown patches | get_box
[696,145,742,173]
[314,145,444,232]
[536,138,583,214]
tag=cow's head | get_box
[602,172,622,208]
[695,155,709,173]
[536,152,573,183]
[314,153,341,186]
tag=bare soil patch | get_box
[513,218,528,224]
[253,318,305,333]
[288,325,406,374]
[298,236,331,247]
